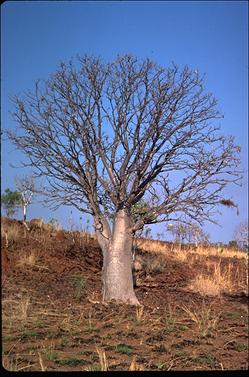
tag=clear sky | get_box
[1,0,248,243]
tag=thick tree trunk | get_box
[94,210,140,306]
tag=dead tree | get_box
[7,55,242,305]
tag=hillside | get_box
[1,217,248,371]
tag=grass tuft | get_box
[116,343,133,355]
[182,301,220,338]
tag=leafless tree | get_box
[167,222,209,246]
[15,175,36,223]
[234,221,248,251]
[7,55,242,305]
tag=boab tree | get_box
[7,55,242,305]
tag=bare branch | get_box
[6,54,242,235]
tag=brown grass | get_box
[4,223,20,244]
[188,260,235,296]
[96,348,108,371]
[171,248,188,262]
[129,356,144,371]
[136,238,247,260]
[2,294,31,329]
[135,238,172,254]
[17,251,38,267]
[188,275,222,297]
[135,305,145,323]
[16,249,49,271]
[194,245,247,259]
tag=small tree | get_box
[15,175,36,222]
[1,188,22,218]
[187,223,210,246]
[234,221,249,251]
[167,221,209,246]
[167,222,188,244]
[7,54,242,305]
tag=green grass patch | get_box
[227,341,247,352]
[20,329,38,339]
[174,351,190,358]
[55,357,88,366]
[87,364,102,371]
[35,320,46,328]
[70,275,87,301]
[116,343,133,355]
[223,311,243,320]
[194,353,217,367]
[2,335,19,342]
[45,350,58,361]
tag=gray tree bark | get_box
[95,210,140,306]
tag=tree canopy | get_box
[1,188,22,218]
[8,54,242,233]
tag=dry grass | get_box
[19,295,31,320]
[195,245,247,259]
[188,275,222,297]
[16,250,49,270]
[129,356,144,371]
[235,259,249,293]
[135,305,145,323]
[188,260,235,296]
[79,231,96,241]
[16,249,49,271]
[96,348,108,371]
[1,224,9,248]
[182,301,221,338]
[162,302,181,332]
[4,223,20,244]
[136,236,247,298]
[2,296,30,336]
[84,348,108,371]
[59,313,83,335]
[171,248,188,262]
[213,261,233,291]
[17,251,38,267]
[136,238,248,260]
[2,294,31,322]
[135,238,172,254]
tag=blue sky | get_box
[1,0,248,243]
